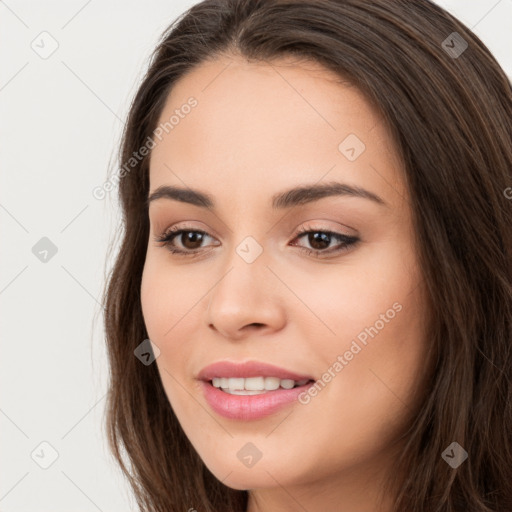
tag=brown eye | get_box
[178,231,206,250]
[305,232,331,250]
[154,228,217,256]
[153,225,359,259]
[291,227,359,258]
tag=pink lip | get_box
[197,360,314,381]
[197,360,315,421]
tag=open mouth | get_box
[200,371,316,420]
[208,377,315,395]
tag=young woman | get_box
[101,1,512,510]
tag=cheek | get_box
[275,238,422,354]
[314,248,428,437]
[287,238,428,418]
[284,274,427,479]
[140,255,207,403]
[140,253,200,340]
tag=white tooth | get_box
[264,377,281,390]
[228,377,245,390]
[245,377,265,391]
[223,388,268,395]
[280,379,295,389]
[215,376,305,391]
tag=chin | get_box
[203,458,292,490]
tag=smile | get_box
[211,376,311,394]
[197,360,316,420]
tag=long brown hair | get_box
[101,1,512,510]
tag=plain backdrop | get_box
[1,1,511,510]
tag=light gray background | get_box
[1,1,511,510]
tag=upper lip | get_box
[197,360,314,381]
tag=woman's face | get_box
[141,55,431,505]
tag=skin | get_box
[141,54,432,512]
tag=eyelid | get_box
[154,220,356,243]
[154,221,360,259]
[293,219,358,237]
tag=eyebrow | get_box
[146,181,386,210]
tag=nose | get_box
[205,257,287,341]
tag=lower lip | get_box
[200,380,314,421]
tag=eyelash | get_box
[153,224,359,259]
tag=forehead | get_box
[148,55,405,210]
